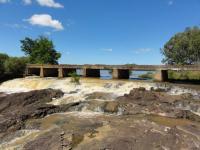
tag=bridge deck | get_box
[27,64,200,71]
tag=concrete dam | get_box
[25,64,200,82]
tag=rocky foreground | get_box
[0,87,200,150]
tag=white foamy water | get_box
[168,86,200,97]
[0,77,199,105]
[0,77,155,104]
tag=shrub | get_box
[139,72,154,79]
[4,57,29,77]
[168,70,200,80]
[68,72,80,85]
[0,53,9,76]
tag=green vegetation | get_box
[161,26,200,65]
[0,36,61,81]
[0,53,9,75]
[161,26,200,80]
[4,57,29,76]
[21,36,61,64]
[139,72,154,79]
[0,53,29,81]
[68,72,80,85]
[168,71,200,80]
[138,71,200,80]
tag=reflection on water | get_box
[129,71,155,81]
[76,69,83,76]
[100,70,112,80]
[77,69,154,80]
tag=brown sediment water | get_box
[148,115,194,127]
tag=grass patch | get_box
[168,71,200,80]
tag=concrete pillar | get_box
[85,69,100,77]
[82,68,86,77]
[154,70,168,82]
[40,67,44,77]
[58,68,63,78]
[112,69,119,79]
[24,68,28,76]
[112,69,129,79]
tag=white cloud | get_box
[134,48,152,54]
[1,0,64,8]
[36,0,63,8]
[26,14,64,31]
[0,0,10,3]
[168,1,174,6]
[102,48,113,52]
[23,0,32,5]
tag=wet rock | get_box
[0,89,64,136]
[0,92,6,97]
[176,110,200,122]
[85,92,116,100]
[104,102,119,113]
[116,88,200,120]
[1,87,200,150]
[23,129,63,150]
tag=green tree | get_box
[21,36,61,64]
[161,26,200,65]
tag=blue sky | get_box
[0,0,200,65]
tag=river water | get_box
[76,69,154,80]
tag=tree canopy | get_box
[20,36,61,64]
[161,26,200,65]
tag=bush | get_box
[139,72,154,79]
[68,72,80,85]
[0,53,9,76]
[0,54,29,81]
[168,71,200,80]
[4,57,29,77]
